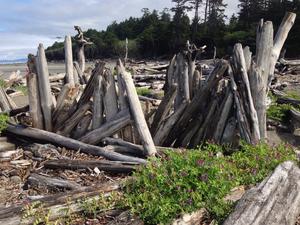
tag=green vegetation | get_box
[267,104,293,123]
[0,114,8,133]
[46,1,300,60]
[0,79,7,88]
[15,84,28,95]
[136,87,151,96]
[123,143,297,225]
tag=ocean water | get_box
[0,58,27,65]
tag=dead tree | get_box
[74,26,93,73]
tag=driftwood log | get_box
[6,124,146,164]
[224,161,300,225]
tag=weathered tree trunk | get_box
[36,44,53,131]
[64,35,75,86]
[151,84,177,135]
[6,124,146,164]
[27,173,81,191]
[224,161,300,225]
[72,114,92,139]
[118,60,157,156]
[44,159,136,173]
[80,109,132,145]
[92,71,104,129]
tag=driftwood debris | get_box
[224,161,300,225]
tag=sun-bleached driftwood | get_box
[92,71,104,129]
[80,109,132,145]
[57,101,91,136]
[154,102,187,146]
[73,61,86,84]
[64,35,75,86]
[44,159,136,173]
[250,21,273,139]
[269,12,296,86]
[27,173,81,191]
[0,181,120,225]
[223,161,300,225]
[36,44,53,131]
[116,65,134,143]
[151,84,177,135]
[74,26,93,73]
[6,124,146,164]
[103,69,119,124]
[118,59,157,156]
[26,54,43,129]
[213,91,233,143]
[232,43,260,143]
[49,73,65,82]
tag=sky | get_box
[0,0,239,60]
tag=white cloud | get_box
[0,0,239,60]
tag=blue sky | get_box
[0,0,239,60]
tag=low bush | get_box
[124,143,297,224]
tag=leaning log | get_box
[80,109,132,145]
[36,44,53,131]
[6,124,146,164]
[223,161,300,225]
[0,181,120,225]
[118,59,157,156]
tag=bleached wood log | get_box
[163,60,228,146]
[64,35,74,86]
[57,102,91,136]
[44,159,136,173]
[166,55,176,92]
[224,161,300,225]
[0,181,120,225]
[73,64,79,84]
[232,43,260,142]
[228,65,252,143]
[103,69,119,121]
[213,91,233,143]
[80,109,132,145]
[243,46,252,73]
[250,21,274,139]
[27,173,81,191]
[151,84,177,135]
[118,59,157,156]
[74,61,86,84]
[189,99,218,148]
[269,12,296,85]
[192,69,202,98]
[49,73,65,82]
[279,58,300,66]
[36,44,53,131]
[27,73,44,129]
[6,124,146,164]
[154,102,188,146]
[92,71,104,129]
[116,64,134,142]
[52,83,71,122]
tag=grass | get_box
[136,87,151,96]
[123,142,297,225]
[0,114,8,133]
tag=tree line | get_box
[46,0,300,61]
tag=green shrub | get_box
[267,103,293,123]
[0,114,8,133]
[124,143,297,225]
[136,87,151,96]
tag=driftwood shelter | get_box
[0,12,300,224]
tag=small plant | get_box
[285,90,300,100]
[267,103,293,123]
[0,114,8,133]
[15,84,28,95]
[0,78,7,88]
[136,87,151,96]
[124,143,297,225]
[80,191,122,219]
[22,201,51,225]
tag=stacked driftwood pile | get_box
[148,12,296,148]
